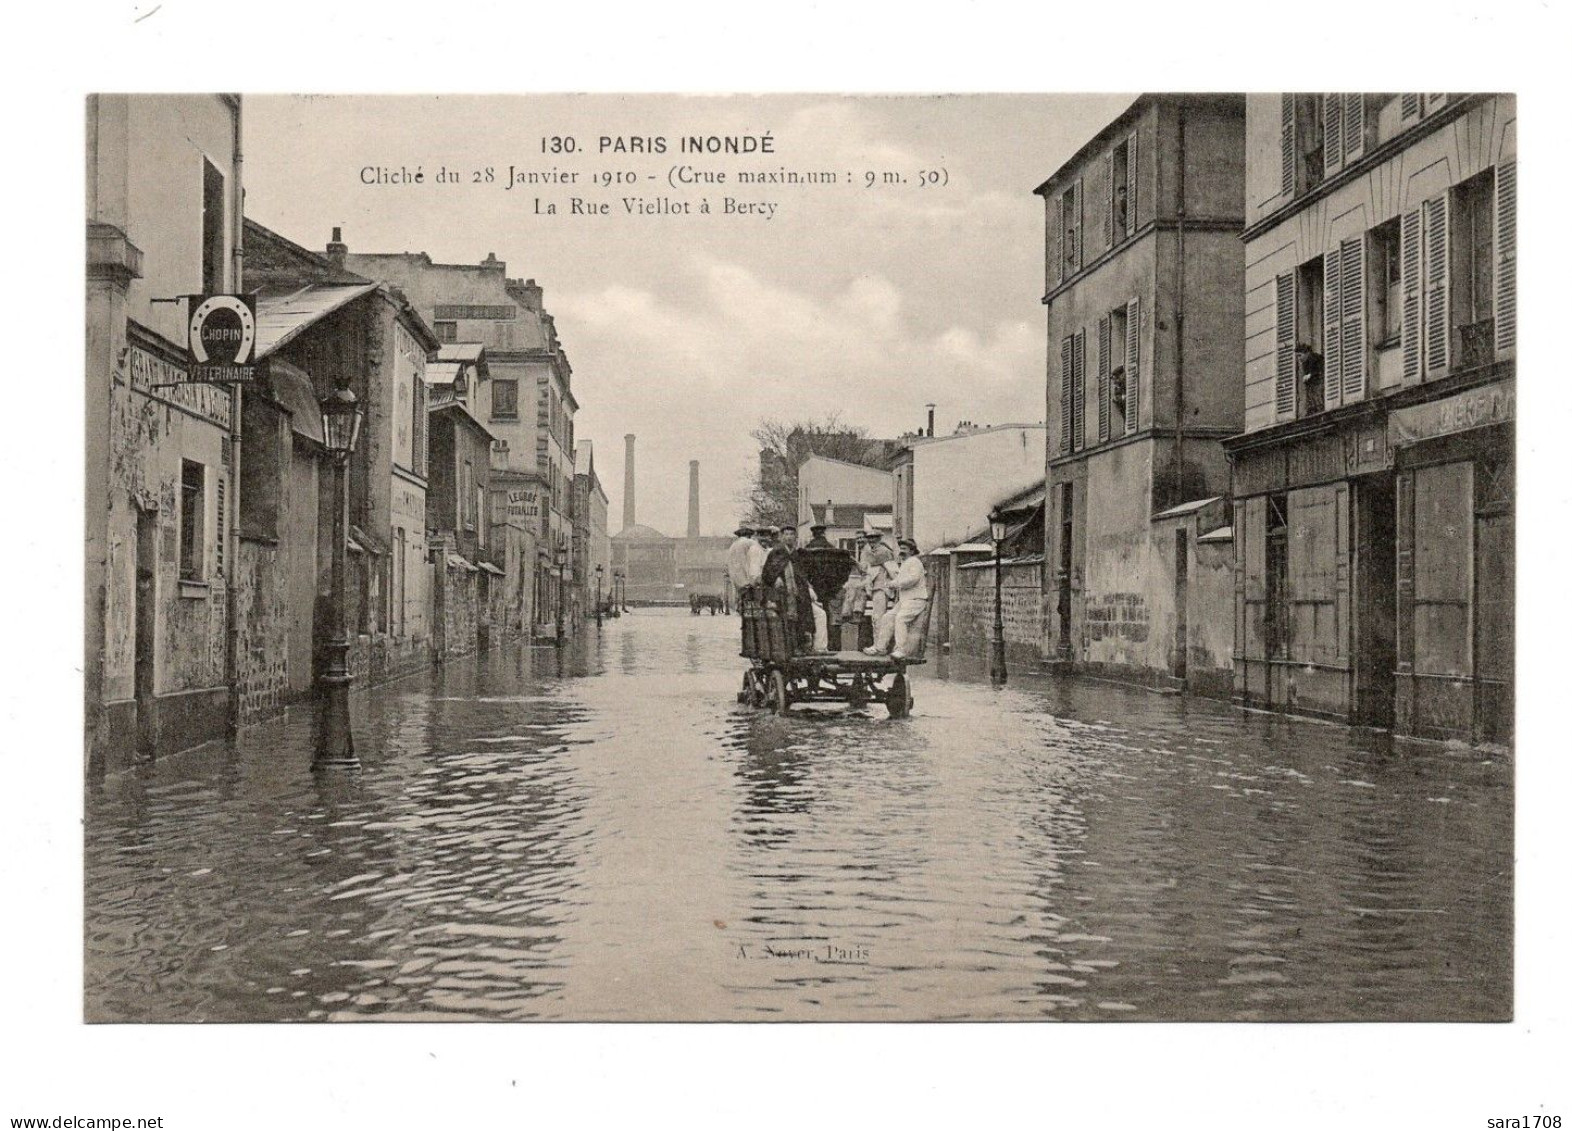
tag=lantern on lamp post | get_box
[989,507,1008,687]
[595,563,604,628]
[315,386,363,770]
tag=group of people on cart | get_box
[726,523,929,660]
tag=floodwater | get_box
[85,609,1511,1022]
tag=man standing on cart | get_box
[865,538,929,660]
[762,526,815,653]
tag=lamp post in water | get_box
[989,507,1008,687]
[555,543,568,648]
[315,386,363,769]
[595,563,604,628]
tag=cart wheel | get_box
[769,669,791,715]
[738,672,753,705]
[888,673,912,718]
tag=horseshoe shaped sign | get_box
[185,292,259,383]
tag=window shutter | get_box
[215,474,226,575]
[1323,94,1344,176]
[1334,483,1351,664]
[1073,178,1084,270]
[1341,235,1367,402]
[1343,95,1366,164]
[1126,129,1138,232]
[1400,93,1421,121]
[1072,330,1086,451]
[1055,194,1066,287]
[1274,272,1296,419]
[1423,194,1450,378]
[1324,243,1343,410]
[1060,336,1074,454]
[1102,153,1114,248]
[1495,160,1517,357]
[1401,208,1423,382]
[1280,95,1296,197]
[1097,315,1111,442]
[1124,296,1140,436]
[1425,93,1448,114]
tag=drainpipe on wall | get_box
[225,94,245,734]
[1173,104,1188,506]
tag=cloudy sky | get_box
[244,94,1134,536]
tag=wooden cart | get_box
[737,588,923,718]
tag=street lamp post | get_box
[989,507,1008,687]
[595,564,604,628]
[315,386,363,770]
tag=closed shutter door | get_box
[1060,336,1074,454]
[1124,296,1140,436]
[1280,94,1296,198]
[1323,94,1344,176]
[1334,482,1351,665]
[1242,495,1268,660]
[1343,94,1366,163]
[1324,243,1343,410]
[1097,314,1111,443]
[1401,208,1423,382]
[1072,330,1086,452]
[1275,272,1297,419]
[1341,235,1367,402]
[1495,160,1517,356]
[1423,194,1450,378]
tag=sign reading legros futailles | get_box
[185,293,259,383]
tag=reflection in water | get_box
[86,610,1510,1021]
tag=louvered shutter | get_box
[1097,314,1111,443]
[1274,272,1297,419]
[215,473,227,575]
[1125,296,1140,436]
[1280,95,1296,197]
[1072,330,1086,451]
[1401,208,1423,382]
[1425,93,1448,114]
[1060,336,1074,453]
[1423,194,1450,378]
[1103,153,1114,249]
[1343,94,1366,163]
[1323,94,1344,176]
[1055,194,1066,287]
[1340,235,1367,402]
[1323,243,1343,410]
[1126,129,1138,232]
[1401,94,1421,121]
[1495,160,1517,357]
[1073,178,1084,271]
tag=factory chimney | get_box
[623,434,636,530]
[688,461,701,539]
[926,403,936,437]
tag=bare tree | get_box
[737,415,893,527]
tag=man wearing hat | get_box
[727,523,765,595]
[804,523,834,551]
[866,537,929,659]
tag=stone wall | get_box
[951,561,1045,661]
[234,538,289,725]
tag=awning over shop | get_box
[350,524,387,556]
[254,283,380,360]
[447,553,479,572]
[268,359,325,444]
[477,561,505,576]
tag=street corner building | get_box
[86,95,246,770]
[1037,94,1247,698]
[1226,94,1514,743]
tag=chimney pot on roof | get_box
[326,226,348,270]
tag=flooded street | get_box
[85,609,1511,1022]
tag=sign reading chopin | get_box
[185,293,259,383]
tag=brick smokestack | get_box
[688,461,701,539]
[623,434,636,530]
[326,226,347,272]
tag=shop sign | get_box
[508,489,541,518]
[1390,382,1514,447]
[186,293,259,383]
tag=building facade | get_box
[86,94,244,770]
[342,247,580,642]
[426,387,502,658]
[1225,93,1515,743]
[1038,93,1246,693]
[575,441,611,612]
[890,423,1048,552]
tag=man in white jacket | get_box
[865,538,928,659]
[727,525,765,594]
